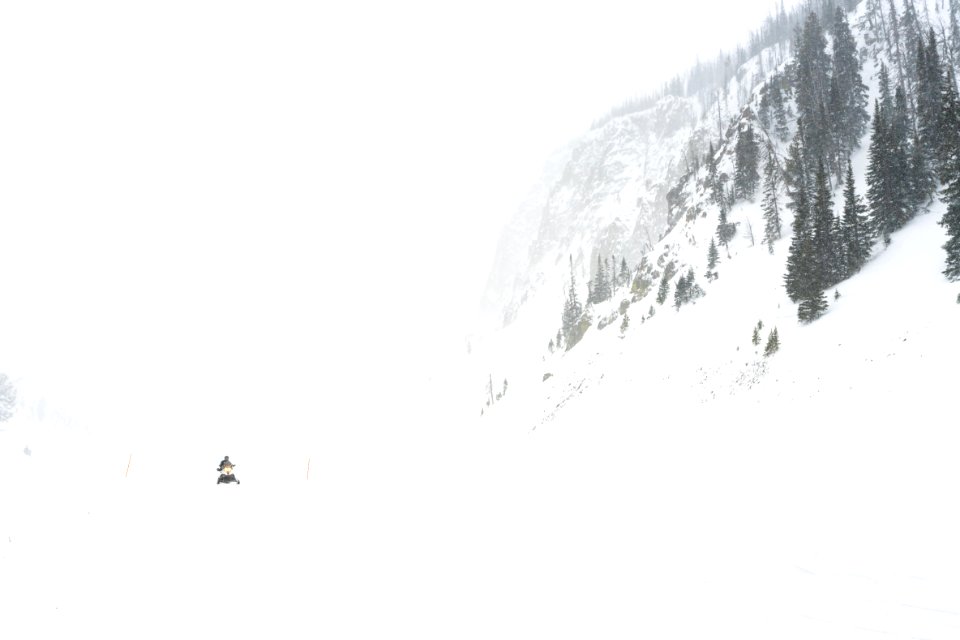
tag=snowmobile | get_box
[217,462,240,485]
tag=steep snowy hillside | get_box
[473,0,960,423]
[481,95,705,330]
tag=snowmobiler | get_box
[217,456,240,485]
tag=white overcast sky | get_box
[0,0,802,433]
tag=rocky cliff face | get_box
[481,94,705,330]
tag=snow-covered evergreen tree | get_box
[656,271,670,305]
[784,122,814,304]
[673,267,703,310]
[841,159,872,276]
[761,144,783,253]
[939,68,960,281]
[589,254,612,304]
[794,11,832,178]
[561,256,584,347]
[673,272,690,310]
[890,85,915,227]
[784,117,808,191]
[866,84,910,244]
[812,159,839,290]
[770,77,790,142]
[734,124,761,200]
[763,327,780,356]
[916,30,943,176]
[831,6,869,158]
[706,236,720,278]
[938,68,960,186]
[797,285,829,323]
[910,127,935,207]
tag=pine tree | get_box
[891,85,915,228]
[734,124,761,200]
[794,11,832,177]
[758,90,772,133]
[900,0,922,96]
[878,62,894,115]
[941,175,960,281]
[717,199,735,249]
[771,79,790,142]
[784,157,828,322]
[841,159,871,276]
[764,327,780,356]
[809,97,837,181]
[715,159,734,246]
[797,287,829,323]
[910,127,935,207]
[938,68,960,186]
[784,174,813,304]
[939,68,960,280]
[674,268,703,309]
[673,272,690,310]
[867,98,903,244]
[784,117,808,191]
[706,237,719,278]
[784,124,813,304]
[812,159,839,289]
[916,30,943,174]
[561,256,583,346]
[752,325,761,346]
[887,0,906,88]
[706,141,719,197]
[761,144,783,253]
[592,254,611,304]
[827,75,846,180]
[656,272,670,305]
[619,257,630,288]
[832,209,846,281]
[831,6,869,155]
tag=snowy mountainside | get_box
[480,95,704,330]
[473,0,960,425]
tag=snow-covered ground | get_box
[2,207,958,638]
[467,208,960,640]
[3,199,959,639]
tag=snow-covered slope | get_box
[481,95,704,330]
[457,3,960,634]
[473,0,960,425]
